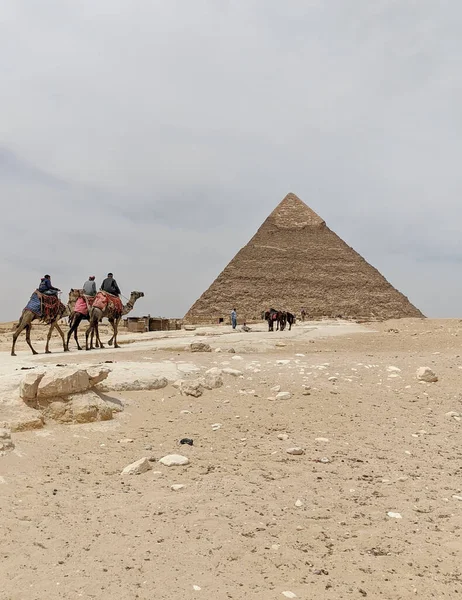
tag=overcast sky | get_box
[1,0,461,320]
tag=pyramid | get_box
[184,193,424,323]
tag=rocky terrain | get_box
[0,318,461,599]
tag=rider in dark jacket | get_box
[100,273,121,296]
[38,275,60,296]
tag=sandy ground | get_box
[0,318,461,599]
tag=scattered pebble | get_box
[171,484,185,491]
[315,437,329,443]
[295,499,304,507]
[416,367,438,383]
[452,495,462,501]
[211,423,222,431]
[282,592,297,599]
[286,447,304,455]
[278,433,289,441]
[387,512,402,519]
[159,454,190,467]
[276,391,292,400]
[121,457,152,476]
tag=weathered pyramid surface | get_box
[184,193,424,323]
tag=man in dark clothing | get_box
[100,273,121,296]
[38,275,60,296]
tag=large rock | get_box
[190,342,212,353]
[416,367,438,383]
[0,428,14,453]
[87,367,111,387]
[199,374,223,390]
[121,457,152,475]
[42,391,115,424]
[180,380,203,397]
[98,375,168,392]
[37,368,91,399]
[19,370,45,401]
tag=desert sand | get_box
[0,318,461,599]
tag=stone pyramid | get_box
[184,193,424,323]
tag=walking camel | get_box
[85,291,144,351]
[11,289,80,356]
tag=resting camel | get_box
[85,291,144,351]
[11,289,80,356]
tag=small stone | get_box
[416,367,438,383]
[228,348,236,353]
[159,454,190,467]
[211,423,222,431]
[387,512,402,519]
[295,499,304,507]
[328,376,337,382]
[452,495,462,501]
[190,342,212,353]
[0,428,14,453]
[276,392,291,400]
[282,592,297,599]
[231,355,243,361]
[275,342,286,347]
[271,385,281,393]
[278,433,289,441]
[222,368,243,377]
[118,438,134,444]
[121,457,152,475]
[446,411,461,418]
[179,380,203,397]
[277,360,290,365]
[315,437,329,442]
[171,484,185,491]
[286,447,304,455]
[192,585,201,591]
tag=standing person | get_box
[100,273,121,297]
[231,308,237,329]
[38,274,60,296]
[301,307,306,322]
[83,276,97,297]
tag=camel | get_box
[85,291,144,351]
[66,291,103,351]
[11,289,80,357]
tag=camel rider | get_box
[83,276,97,297]
[38,274,60,297]
[100,273,121,297]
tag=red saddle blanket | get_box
[74,295,95,316]
[92,291,123,315]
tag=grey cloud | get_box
[0,0,461,320]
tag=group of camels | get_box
[11,289,144,356]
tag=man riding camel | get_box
[83,276,97,297]
[100,273,121,297]
[38,274,60,297]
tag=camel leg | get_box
[45,322,55,353]
[12,311,37,356]
[112,317,121,348]
[24,323,38,355]
[85,323,94,351]
[68,314,83,351]
[53,323,68,352]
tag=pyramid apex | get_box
[269,192,325,230]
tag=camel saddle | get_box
[25,290,66,323]
[92,291,123,316]
[74,294,95,316]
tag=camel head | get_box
[129,291,144,302]
[68,288,82,303]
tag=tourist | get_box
[231,308,237,329]
[38,274,60,297]
[83,276,97,297]
[100,273,121,297]
[301,307,306,322]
